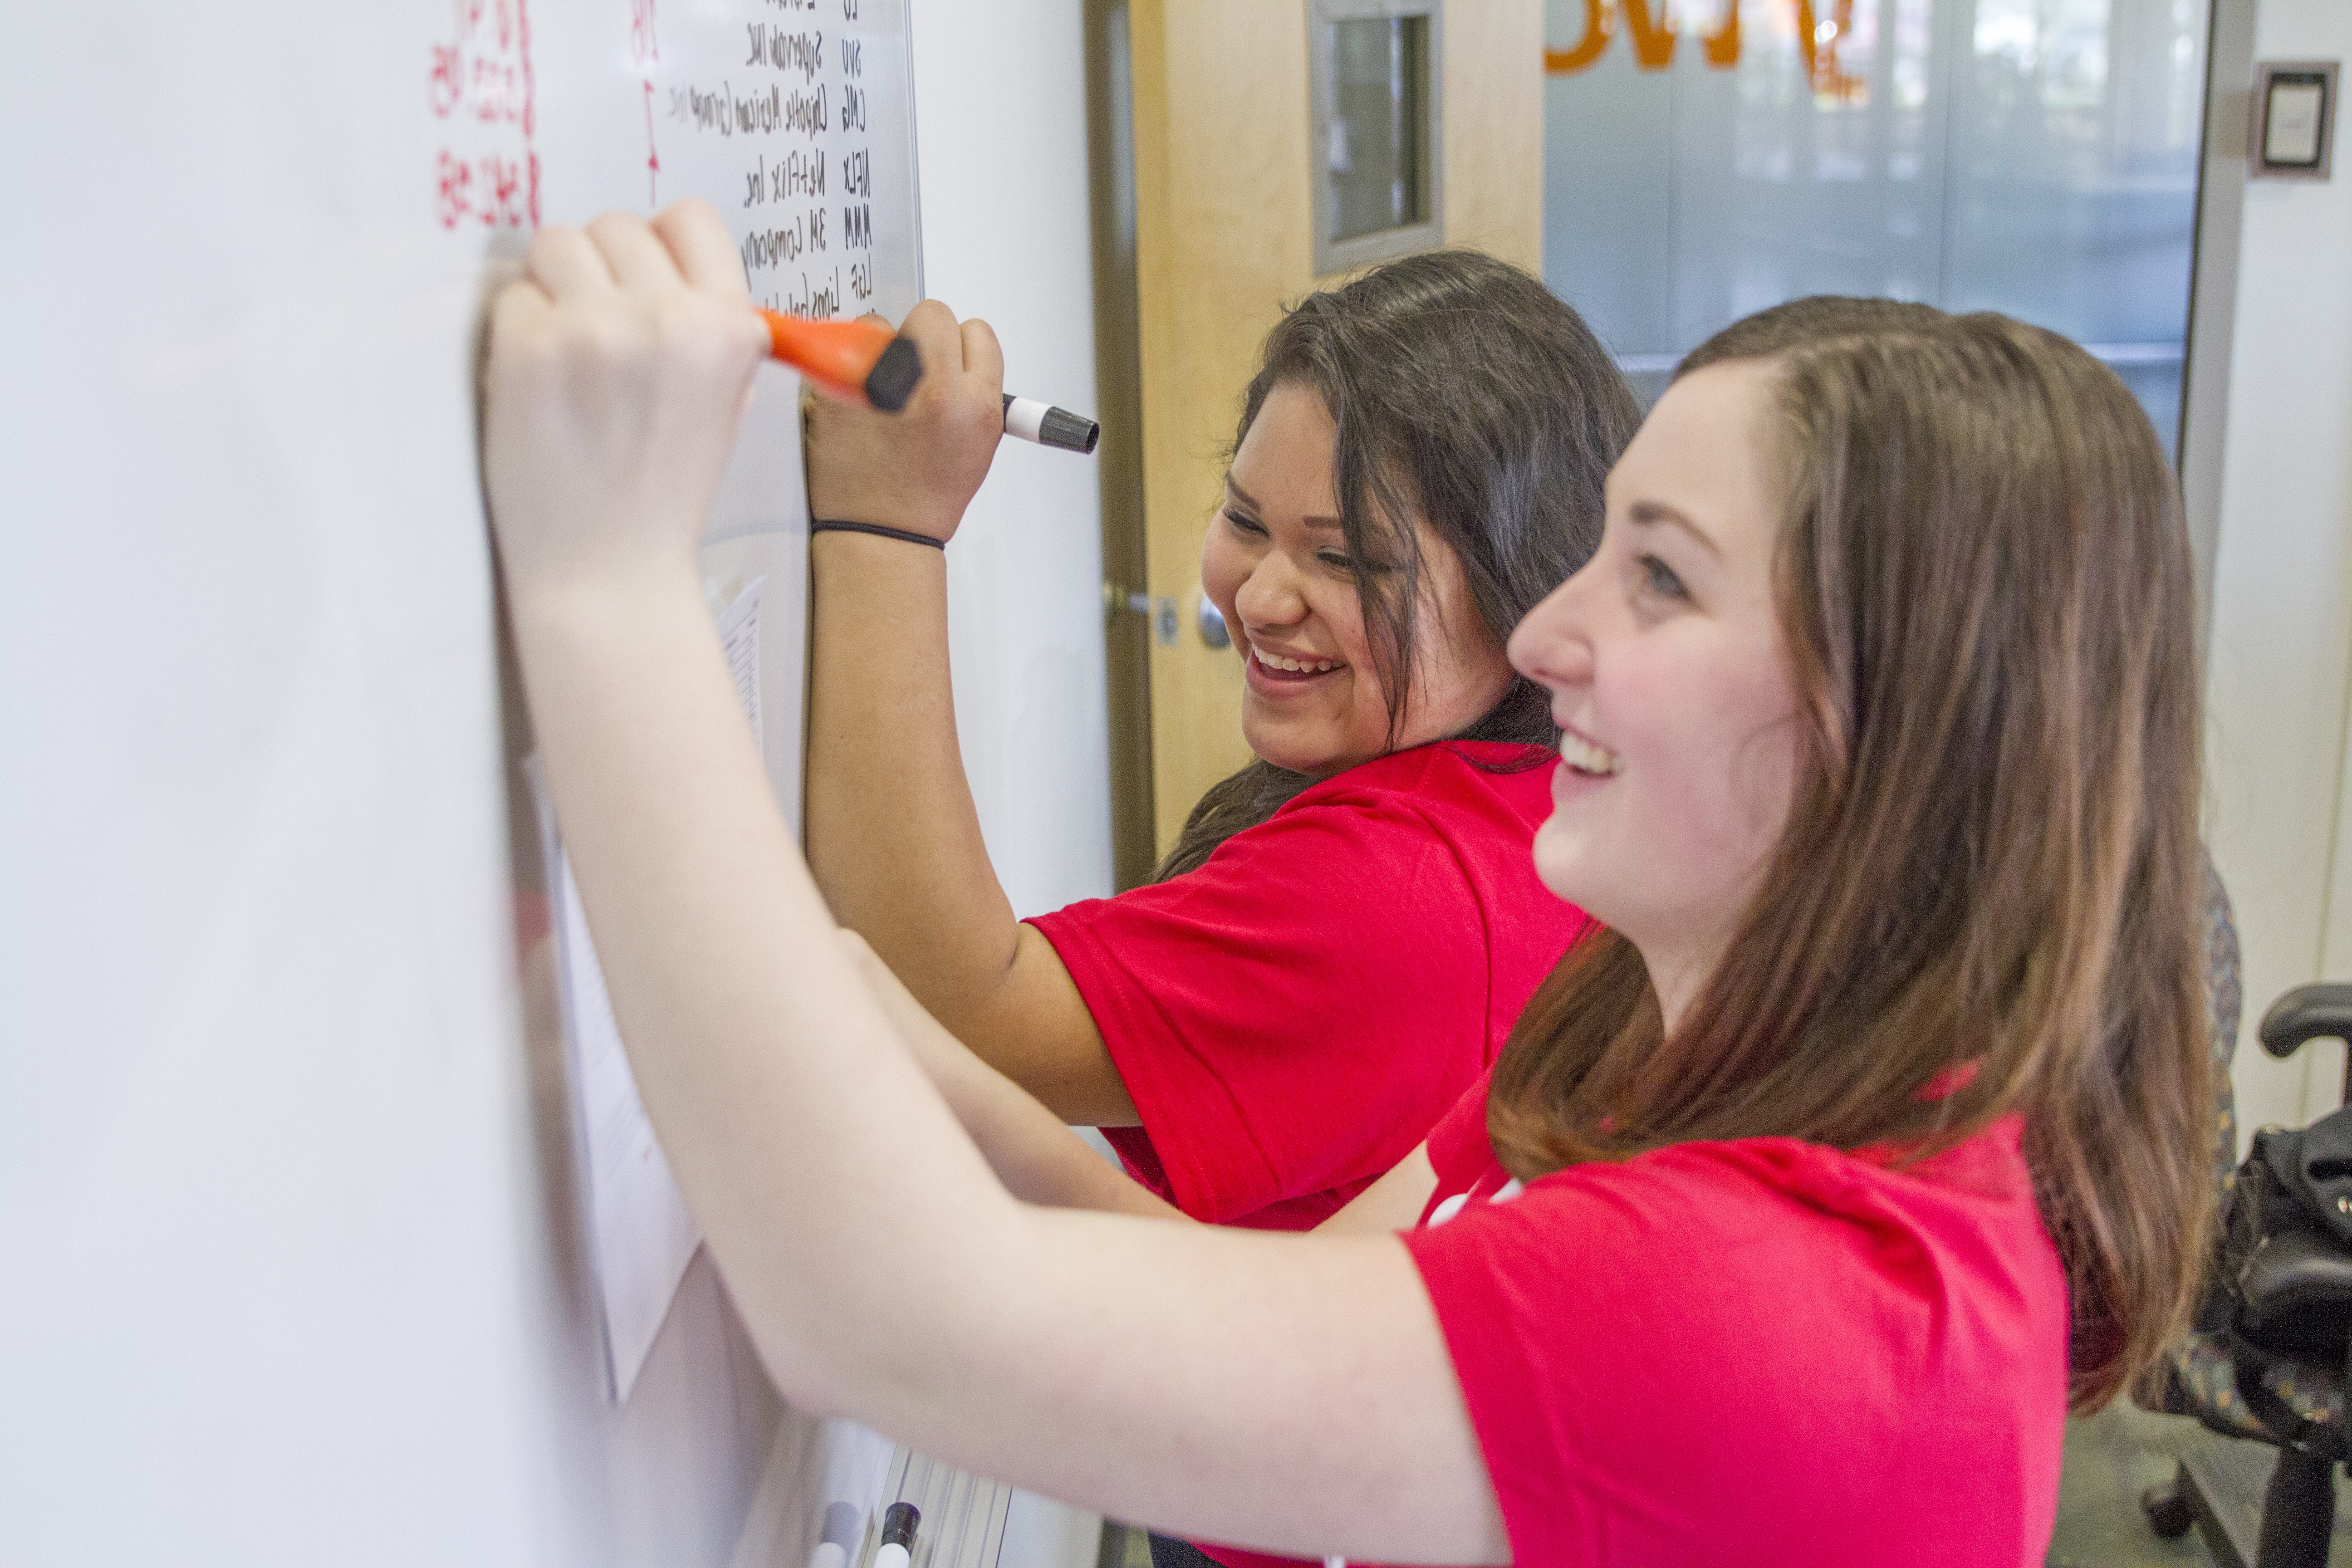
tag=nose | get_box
[1234,549,1308,631]
[1507,566,1597,693]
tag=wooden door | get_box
[1095,0,1544,880]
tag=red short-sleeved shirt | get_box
[1027,741,1592,1230]
[1396,1071,2071,1567]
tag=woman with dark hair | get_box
[801,246,1640,1234]
[484,205,2212,1563]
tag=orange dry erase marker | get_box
[755,309,926,411]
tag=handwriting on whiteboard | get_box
[632,0,662,207]
[665,0,882,319]
[420,0,908,315]
[428,0,541,230]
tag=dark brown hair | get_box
[1156,251,1640,879]
[1488,305,2211,1410]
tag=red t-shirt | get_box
[1396,1071,2070,1567]
[1027,741,1592,1230]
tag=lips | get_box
[1245,642,1344,688]
[1558,728,1623,776]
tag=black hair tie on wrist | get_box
[810,519,945,550]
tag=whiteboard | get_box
[0,3,921,1563]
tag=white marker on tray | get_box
[807,1502,862,1568]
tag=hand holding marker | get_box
[757,309,1098,452]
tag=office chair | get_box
[2141,907,2352,1568]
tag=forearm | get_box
[797,321,1136,1126]
[510,574,1019,1407]
[961,1063,1180,1217]
[860,946,1180,1219]
[805,533,1023,1024]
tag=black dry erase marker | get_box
[1003,395,1100,454]
[875,1502,921,1568]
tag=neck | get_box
[1636,941,1715,1036]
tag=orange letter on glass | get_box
[1705,0,1740,67]
[1546,0,1610,72]
[1619,0,1677,68]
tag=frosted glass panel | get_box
[1544,0,2207,452]
[1330,17,1431,240]
[1944,0,2208,342]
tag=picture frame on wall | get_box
[2251,60,2337,181]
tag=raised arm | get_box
[482,206,1504,1564]
[801,305,1138,1126]
[844,920,1443,1233]
[837,928,1177,1218]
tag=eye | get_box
[1224,506,1267,538]
[1637,554,1688,601]
[1322,548,1396,577]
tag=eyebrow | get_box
[1225,475,1343,531]
[1627,500,1723,557]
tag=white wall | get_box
[2204,0,2352,1141]
[912,0,1117,924]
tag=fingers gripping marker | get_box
[755,309,924,409]
[861,336,924,412]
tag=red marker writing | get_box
[756,309,1099,453]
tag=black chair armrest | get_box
[2239,1230,2352,1356]
[2260,985,2352,1060]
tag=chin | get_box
[1241,720,1336,777]
[1529,820,1598,911]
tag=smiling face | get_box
[1505,360,1804,1025]
[1200,382,1514,778]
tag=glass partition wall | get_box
[1544,0,2210,456]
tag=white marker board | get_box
[0,3,922,1564]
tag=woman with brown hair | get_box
[800,247,1636,1235]
[485,206,2210,1563]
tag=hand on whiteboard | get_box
[483,201,770,602]
[804,299,1005,544]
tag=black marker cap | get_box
[1039,406,1101,454]
[862,335,925,412]
[882,1502,921,1550]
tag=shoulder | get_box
[1283,741,1555,820]
[1404,1122,2068,1559]
[1171,741,1550,866]
[1412,1119,2061,1325]
[1262,741,1558,855]
[1527,1120,2040,1244]
[1030,742,1568,956]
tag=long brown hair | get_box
[1156,251,1639,880]
[1488,307,2211,1410]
